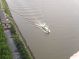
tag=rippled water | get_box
[6,0,79,59]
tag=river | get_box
[6,0,79,59]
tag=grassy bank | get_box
[1,0,12,17]
[10,21,31,59]
[1,0,33,59]
[0,22,12,59]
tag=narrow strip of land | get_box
[0,10,21,59]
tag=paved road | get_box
[0,10,21,59]
[4,30,21,59]
[6,0,79,59]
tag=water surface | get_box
[6,0,79,59]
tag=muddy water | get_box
[6,0,79,59]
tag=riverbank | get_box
[1,0,33,59]
[0,21,12,59]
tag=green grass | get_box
[10,23,31,59]
[1,0,12,17]
[0,23,12,59]
[1,0,33,59]
[13,35,31,59]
